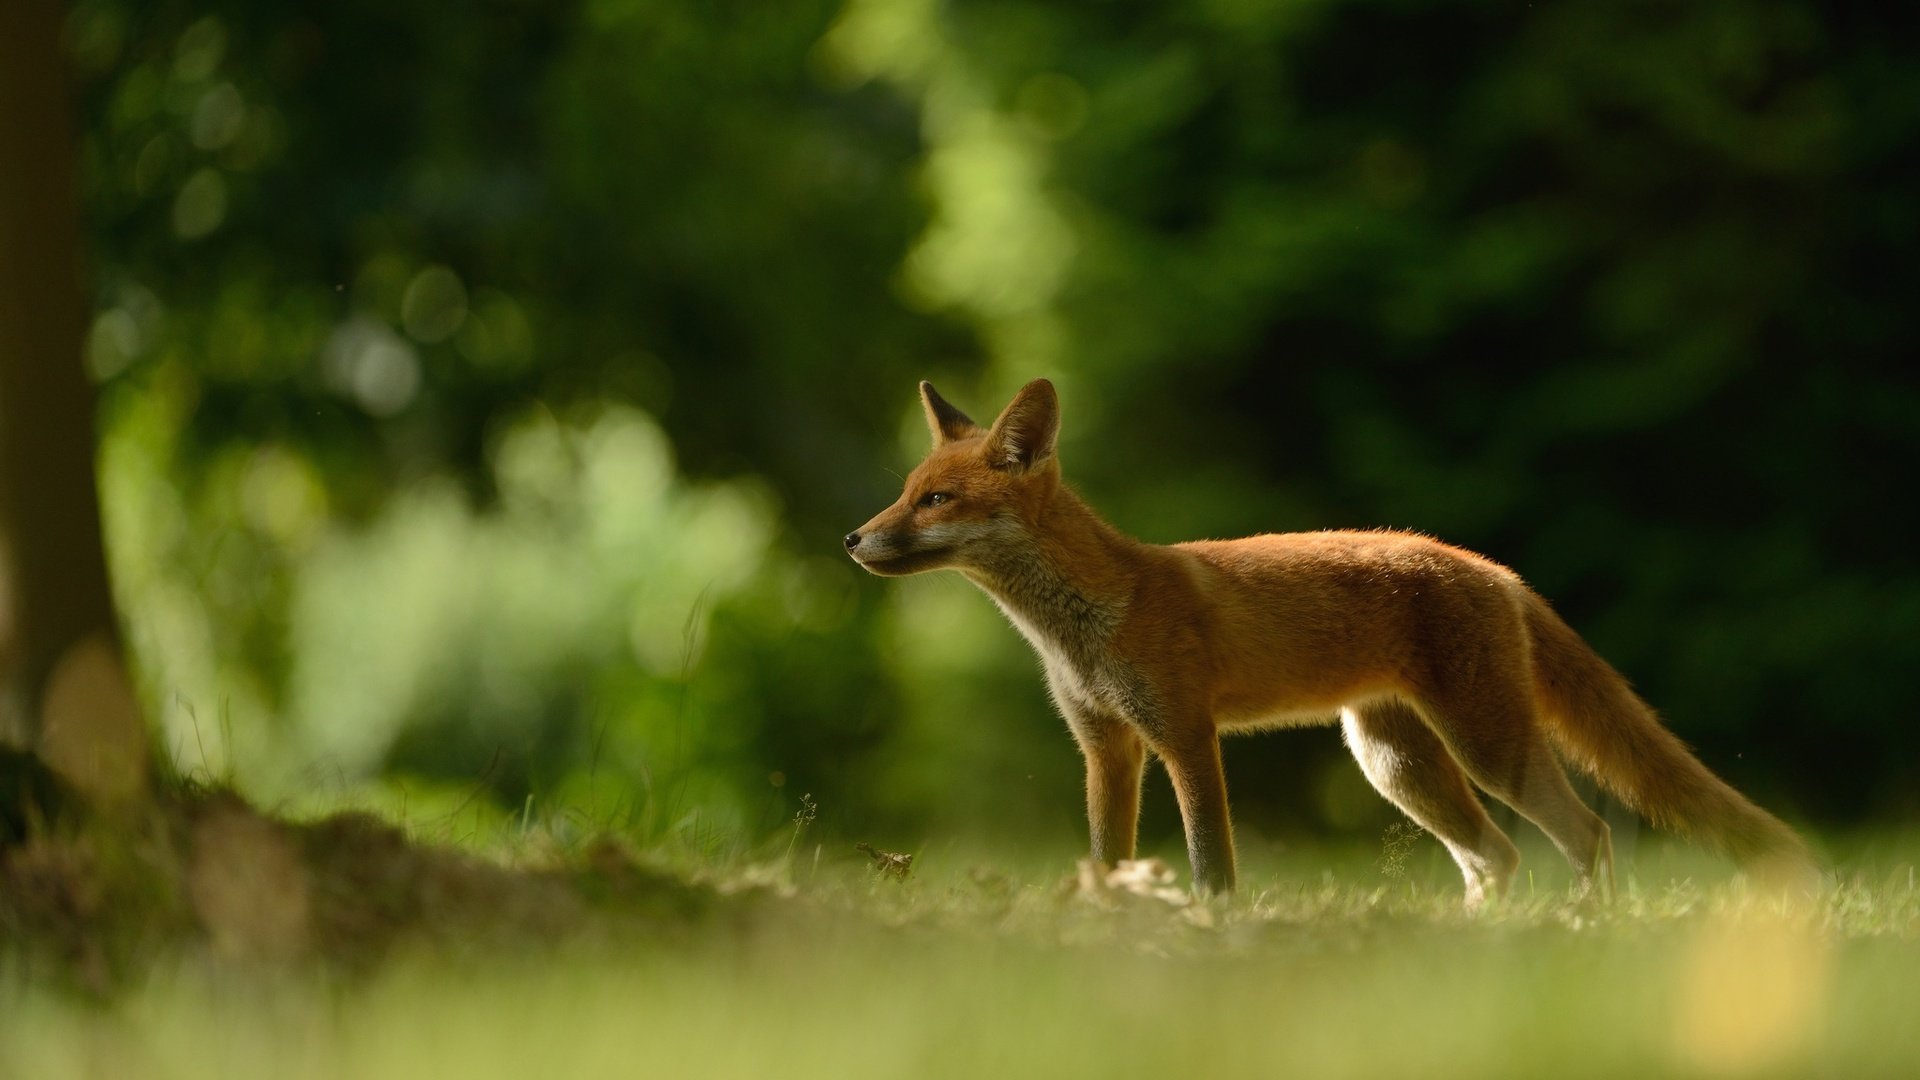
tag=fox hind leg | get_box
[1414,687,1614,900]
[1343,700,1520,908]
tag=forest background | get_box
[62,0,1919,866]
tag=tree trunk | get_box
[0,0,149,810]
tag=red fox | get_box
[846,379,1815,904]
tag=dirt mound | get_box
[1,784,725,995]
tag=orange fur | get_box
[847,379,1815,903]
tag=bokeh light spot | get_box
[172,167,228,240]
[172,17,227,83]
[1672,917,1830,1074]
[454,288,534,373]
[401,266,470,344]
[85,309,142,382]
[190,82,247,150]
[324,317,423,417]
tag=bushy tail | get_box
[1523,592,1815,880]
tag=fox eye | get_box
[918,492,952,508]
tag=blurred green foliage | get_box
[67,0,1920,850]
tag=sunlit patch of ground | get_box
[4,798,1919,1078]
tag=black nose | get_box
[843,532,861,550]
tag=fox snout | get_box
[843,524,906,575]
[845,513,966,577]
[843,519,891,571]
[844,519,886,563]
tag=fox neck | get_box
[961,483,1138,664]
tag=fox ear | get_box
[920,381,981,446]
[984,378,1059,472]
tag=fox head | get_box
[844,379,1061,576]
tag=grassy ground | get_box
[4,808,1919,1079]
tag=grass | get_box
[5,804,1920,1079]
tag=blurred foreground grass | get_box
[5,811,1919,1079]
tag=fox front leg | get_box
[1157,728,1237,895]
[1067,709,1146,866]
